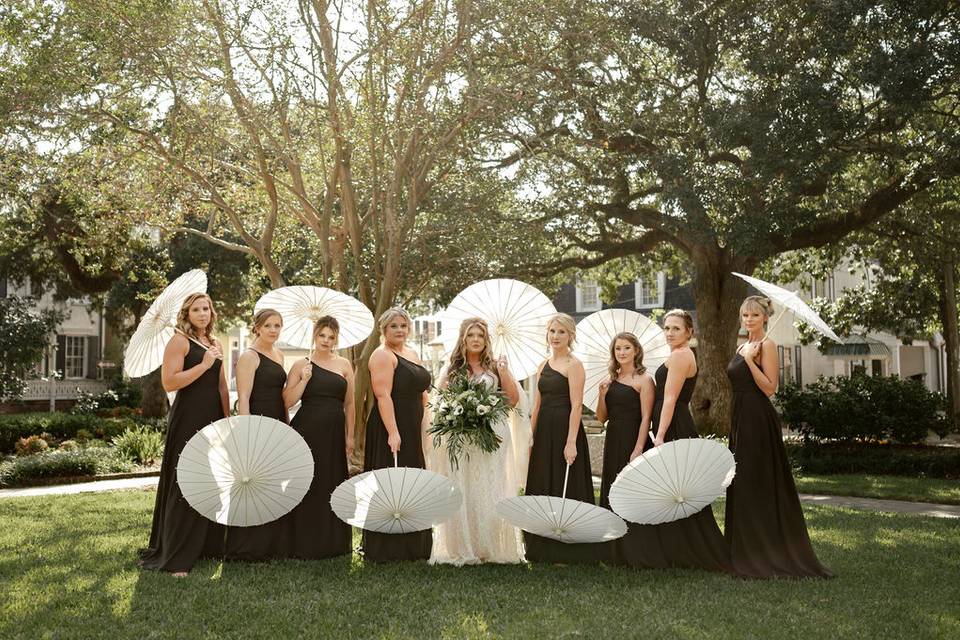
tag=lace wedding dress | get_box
[428,370,527,565]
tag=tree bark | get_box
[939,259,960,431]
[687,248,752,435]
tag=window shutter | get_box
[55,335,66,376]
[87,336,100,379]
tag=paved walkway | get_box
[2,475,958,519]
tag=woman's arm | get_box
[160,335,217,392]
[595,380,611,424]
[563,359,586,465]
[369,349,401,453]
[283,358,311,408]
[343,358,356,461]
[653,351,694,445]
[234,351,258,416]
[631,375,656,459]
[743,340,780,396]
[529,364,544,438]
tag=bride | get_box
[428,317,527,565]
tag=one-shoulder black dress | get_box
[224,350,291,561]
[725,351,833,578]
[288,363,352,559]
[524,362,600,564]
[598,380,651,566]
[139,341,226,572]
[361,353,433,562]
[628,364,733,573]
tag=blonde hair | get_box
[546,313,576,348]
[663,308,694,334]
[608,332,645,380]
[176,293,218,344]
[250,308,282,337]
[448,317,496,377]
[378,307,412,340]
[740,295,774,325]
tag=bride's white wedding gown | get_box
[428,370,526,565]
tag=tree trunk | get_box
[140,369,169,418]
[687,249,752,435]
[938,259,960,431]
[351,335,380,469]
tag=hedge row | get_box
[786,442,960,479]
[0,413,165,453]
[0,448,134,487]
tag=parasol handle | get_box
[394,451,398,468]
[172,326,211,352]
[760,310,786,343]
[561,463,570,501]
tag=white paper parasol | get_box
[177,414,314,527]
[124,269,208,378]
[609,438,735,525]
[329,454,462,534]
[495,465,627,543]
[255,285,374,349]
[575,309,670,412]
[438,279,557,380]
[732,272,842,342]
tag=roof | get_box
[823,334,892,359]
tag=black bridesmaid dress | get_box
[623,364,733,573]
[361,353,433,562]
[224,350,291,561]
[524,362,600,564]
[287,363,352,559]
[725,351,833,578]
[597,380,651,566]
[139,341,226,572]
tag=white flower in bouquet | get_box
[453,403,464,415]
[476,404,490,416]
[490,396,500,406]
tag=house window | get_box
[635,272,666,309]
[810,275,835,301]
[64,336,87,379]
[778,345,794,385]
[575,279,601,312]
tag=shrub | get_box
[776,374,949,444]
[71,377,143,416]
[58,440,80,451]
[0,413,147,453]
[15,435,49,456]
[787,442,960,479]
[0,448,134,487]
[112,426,164,466]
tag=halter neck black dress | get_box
[725,351,833,578]
[524,361,600,564]
[624,363,732,573]
[224,350,291,561]
[288,362,352,559]
[361,353,433,562]
[597,379,650,566]
[139,340,226,572]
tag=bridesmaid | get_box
[524,313,599,564]
[361,307,433,562]
[644,309,733,573]
[283,316,354,559]
[596,332,655,566]
[725,296,833,578]
[225,308,291,561]
[139,293,228,576]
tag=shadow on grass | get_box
[1,492,959,639]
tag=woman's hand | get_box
[202,345,222,369]
[741,341,762,362]
[629,446,644,461]
[653,434,665,448]
[496,355,509,376]
[345,435,355,459]
[301,359,313,383]
[563,441,577,465]
[598,380,610,397]
[387,431,401,454]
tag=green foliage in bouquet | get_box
[428,373,513,469]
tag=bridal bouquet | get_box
[428,373,512,469]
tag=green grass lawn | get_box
[794,474,960,505]
[1,489,959,640]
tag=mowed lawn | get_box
[1,489,959,640]
[793,474,960,506]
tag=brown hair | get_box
[608,332,646,380]
[448,317,496,378]
[176,293,218,344]
[545,313,577,348]
[313,315,340,342]
[740,295,774,325]
[663,308,694,333]
[250,308,283,337]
